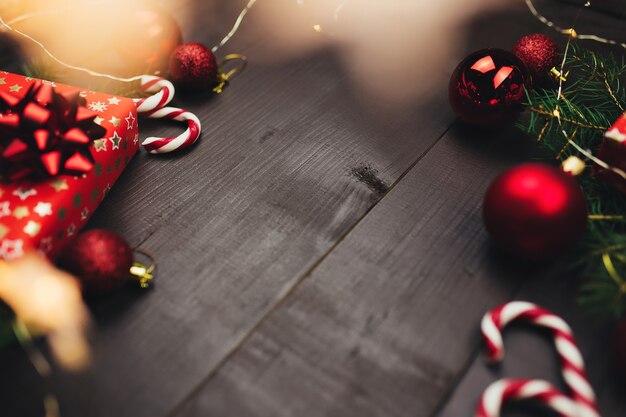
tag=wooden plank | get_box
[169,122,543,417]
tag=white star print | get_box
[0,239,24,260]
[133,134,139,145]
[108,97,122,105]
[33,202,53,217]
[12,188,37,201]
[23,220,41,237]
[88,101,108,112]
[125,112,136,130]
[94,139,108,152]
[0,202,10,218]
[109,131,122,150]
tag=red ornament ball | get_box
[483,163,587,260]
[169,42,219,91]
[116,7,182,76]
[57,229,133,296]
[612,320,626,379]
[449,48,529,128]
[513,34,559,85]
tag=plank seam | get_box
[163,120,459,417]
[426,282,527,417]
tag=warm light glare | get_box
[471,56,496,74]
[251,0,508,106]
[493,66,513,88]
[0,0,187,81]
[0,253,91,371]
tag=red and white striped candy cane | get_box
[476,379,578,417]
[132,75,202,154]
[481,301,599,417]
[141,107,201,154]
[133,75,175,113]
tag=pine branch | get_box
[520,43,626,319]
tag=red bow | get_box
[0,81,105,182]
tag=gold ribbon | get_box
[601,253,626,295]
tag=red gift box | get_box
[594,112,626,194]
[0,73,139,259]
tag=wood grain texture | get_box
[170,123,543,417]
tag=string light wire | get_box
[212,0,258,52]
[0,0,260,83]
[524,0,626,49]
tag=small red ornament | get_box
[513,34,559,85]
[116,6,183,76]
[483,163,587,260]
[612,319,626,379]
[0,82,105,181]
[168,42,219,91]
[57,229,133,296]
[449,48,529,128]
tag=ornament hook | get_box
[130,247,157,288]
[213,54,248,94]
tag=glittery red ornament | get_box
[449,48,529,128]
[0,82,105,181]
[513,34,559,85]
[483,163,587,260]
[168,42,219,91]
[612,319,626,379]
[117,7,182,76]
[57,229,133,296]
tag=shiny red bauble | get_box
[483,163,587,260]
[57,229,133,296]
[168,42,219,91]
[449,48,529,128]
[116,7,182,76]
[612,320,626,379]
[513,34,559,85]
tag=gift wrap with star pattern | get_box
[0,72,139,260]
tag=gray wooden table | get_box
[1,1,625,416]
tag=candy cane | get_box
[476,379,578,417]
[132,75,202,154]
[133,75,175,114]
[481,301,599,417]
[141,107,201,154]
